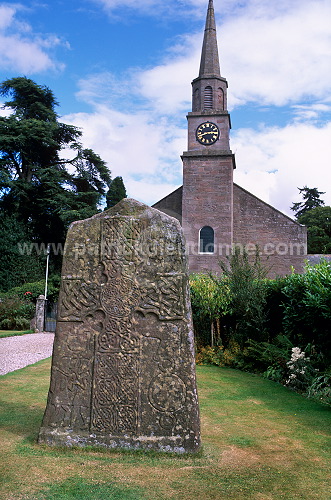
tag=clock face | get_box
[196,122,220,145]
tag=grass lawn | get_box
[0,361,330,499]
[0,330,33,338]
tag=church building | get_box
[153,0,307,277]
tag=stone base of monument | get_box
[38,199,201,454]
[38,429,199,454]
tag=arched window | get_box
[204,86,213,109]
[199,226,214,253]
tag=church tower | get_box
[154,0,307,277]
[181,0,235,272]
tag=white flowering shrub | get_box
[286,347,315,391]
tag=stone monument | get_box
[38,199,201,453]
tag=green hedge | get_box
[191,258,331,403]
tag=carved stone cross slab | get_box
[38,198,201,453]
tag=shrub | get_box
[307,374,331,405]
[245,335,293,381]
[281,261,331,369]
[219,248,269,346]
[0,316,30,330]
[190,273,230,346]
[191,257,331,399]
[195,341,243,369]
[195,345,224,366]
[0,295,34,330]
[285,347,316,392]
[3,275,60,305]
[222,340,243,367]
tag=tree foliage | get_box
[190,273,230,346]
[298,206,331,254]
[291,186,325,219]
[0,212,44,292]
[290,186,330,253]
[219,248,270,345]
[106,176,127,208]
[0,77,112,287]
[192,260,331,401]
[0,77,111,228]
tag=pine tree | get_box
[106,176,127,208]
[291,186,325,219]
[0,77,112,240]
[0,77,112,281]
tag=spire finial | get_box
[199,0,220,77]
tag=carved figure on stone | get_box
[39,198,201,453]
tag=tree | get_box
[106,176,127,208]
[0,212,44,292]
[298,206,331,253]
[219,248,269,345]
[0,77,112,275]
[190,273,231,346]
[291,186,325,219]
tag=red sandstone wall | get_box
[233,184,307,277]
[152,187,183,224]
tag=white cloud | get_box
[0,5,65,73]
[232,122,331,215]
[221,1,331,107]
[77,0,331,118]
[0,5,15,30]
[291,104,331,123]
[63,104,185,205]
[88,0,331,113]
[137,63,191,115]
[91,0,305,20]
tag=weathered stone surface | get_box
[35,295,46,333]
[38,198,201,453]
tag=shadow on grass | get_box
[25,477,148,500]
[0,398,44,440]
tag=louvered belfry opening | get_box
[204,86,213,109]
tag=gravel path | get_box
[0,333,55,375]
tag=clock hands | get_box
[198,131,217,137]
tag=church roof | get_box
[199,0,221,77]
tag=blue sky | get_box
[1,0,331,215]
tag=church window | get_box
[204,86,213,109]
[199,226,214,253]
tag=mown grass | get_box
[0,330,33,338]
[0,361,330,499]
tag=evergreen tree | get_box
[106,176,127,208]
[291,186,325,219]
[298,206,331,254]
[0,77,112,281]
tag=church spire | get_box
[199,0,220,77]
[191,0,227,113]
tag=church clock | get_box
[196,122,219,145]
